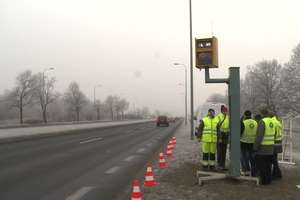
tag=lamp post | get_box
[93,84,102,105]
[189,0,194,140]
[94,84,102,120]
[174,63,188,125]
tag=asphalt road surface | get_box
[0,121,181,200]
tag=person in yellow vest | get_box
[271,113,283,179]
[253,107,275,185]
[196,108,219,170]
[217,105,229,170]
[240,110,258,176]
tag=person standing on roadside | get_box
[240,110,258,176]
[271,112,283,179]
[217,105,230,170]
[196,109,219,170]
[253,107,275,185]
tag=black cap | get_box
[244,110,252,117]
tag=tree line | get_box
[205,43,300,118]
[0,71,152,124]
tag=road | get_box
[0,121,181,200]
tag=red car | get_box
[156,116,169,127]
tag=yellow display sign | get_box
[195,37,218,69]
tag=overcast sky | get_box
[0,0,299,116]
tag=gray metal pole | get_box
[228,67,241,177]
[189,0,194,140]
[185,67,188,125]
[204,67,240,177]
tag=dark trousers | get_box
[271,152,282,179]
[241,148,256,176]
[256,154,273,185]
[217,132,229,168]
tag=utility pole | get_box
[189,0,194,140]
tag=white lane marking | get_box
[66,186,94,200]
[146,143,152,146]
[80,137,103,144]
[137,148,146,153]
[105,166,120,174]
[124,155,135,161]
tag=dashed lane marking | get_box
[137,148,146,153]
[105,166,120,174]
[124,155,135,161]
[80,137,103,144]
[66,186,94,200]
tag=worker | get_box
[254,114,262,123]
[217,105,230,170]
[240,110,258,176]
[253,107,275,185]
[271,113,283,179]
[196,108,219,170]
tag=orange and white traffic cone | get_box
[166,145,174,160]
[131,179,142,200]
[172,137,177,145]
[158,152,167,169]
[168,142,174,151]
[143,163,157,187]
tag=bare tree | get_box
[118,99,129,120]
[64,82,87,121]
[113,96,122,120]
[105,95,115,120]
[6,70,37,124]
[33,73,59,123]
[241,59,282,114]
[278,44,300,116]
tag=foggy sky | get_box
[0,0,300,116]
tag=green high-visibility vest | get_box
[202,116,219,143]
[218,113,230,133]
[272,116,283,142]
[261,117,275,145]
[241,119,258,144]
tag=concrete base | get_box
[196,170,260,186]
[279,160,296,165]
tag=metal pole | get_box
[185,67,187,125]
[93,86,96,106]
[228,67,241,177]
[289,118,296,163]
[189,0,194,140]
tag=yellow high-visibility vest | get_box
[202,116,219,143]
[241,119,258,144]
[218,113,230,133]
[272,116,283,142]
[261,117,275,145]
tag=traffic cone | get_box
[168,140,174,150]
[166,145,174,160]
[131,179,142,200]
[143,163,157,187]
[158,152,167,169]
[172,137,177,145]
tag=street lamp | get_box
[173,63,188,125]
[189,0,194,140]
[94,84,102,120]
[93,84,102,105]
